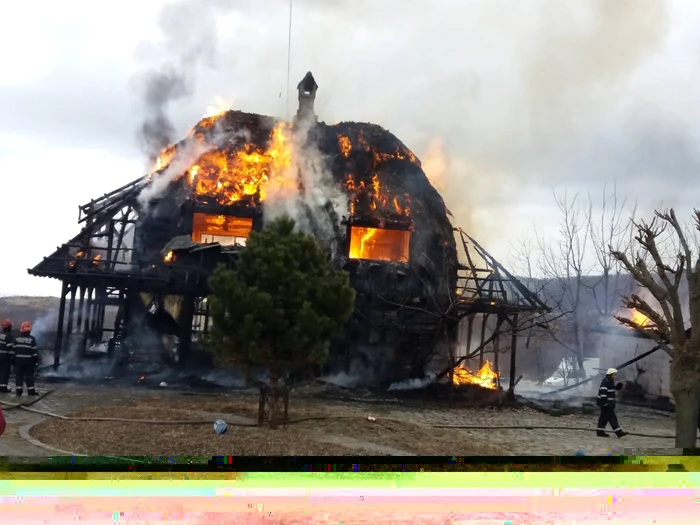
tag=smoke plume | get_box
[134,0,238,163]
[387,373,436,391]
[31,309,59,348]
[263,118,349,241]
[136,126,251,207]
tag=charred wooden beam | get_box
[53,281,68,368]
[466,234,550,312]
[508,312,519,401]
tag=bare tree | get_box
[585,183,638,316]
[514,186,639,385]
[531,190,593,375]
[611,209,700,448]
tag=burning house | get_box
[29,72,548,387]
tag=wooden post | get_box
[479,313,488,369]
[178,295,195,365]
[508,312,519,401]
[80,288,93,356]
[447,322,454,405]
[53,282,68,368]
[493,318,500,385]
[493,314,502,407]
[76,286,86,334]
[465,314,475,358]
[65,285,77,353]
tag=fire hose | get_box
[541,344,662,396]
[0,394,678,439]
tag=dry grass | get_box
[30,406,368,456]
[29,397,510,456]
[292,417,511,455]
[139,394,384,420]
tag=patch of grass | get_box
[29,406,371,456]
[293,417,511,456]
[28,402,510,456]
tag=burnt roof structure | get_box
[29,73,548,388]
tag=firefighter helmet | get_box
[1,320,11,329]
[606,368,618,375]
[20,322,32,333]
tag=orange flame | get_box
[348,226,410,262]
[452,360,499,389]
[345,169,411,218]
[629,309,653,328]
[338,134,352,158]
[164,251,174,263]
[177,122,293,205]
[151,144,177,174]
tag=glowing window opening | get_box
[192,213,252,245]
[348,226,410,262]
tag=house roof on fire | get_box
[26,107,549,319]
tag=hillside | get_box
[0,296,60,326]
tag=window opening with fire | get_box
[192,213,252,247]
[348,226,410,262]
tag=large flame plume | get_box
[452,360,499,389]
[147,101,423,219]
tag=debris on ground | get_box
[213,420,227,435]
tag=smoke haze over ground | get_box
[3,0,700,295]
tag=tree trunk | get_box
[670,358,700,448]
[269,370,279,429]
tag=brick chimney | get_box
[295,71,318,124]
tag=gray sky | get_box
[1,0,699,296]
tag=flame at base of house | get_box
[348,226,410,262]
[452,360,499,389]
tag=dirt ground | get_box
[28,394,509,456]
[15,383,683,457]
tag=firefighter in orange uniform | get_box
[0,320,14,393]
[13,322,39,396]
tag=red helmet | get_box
[20,322,32,333]
[1,320,11,329]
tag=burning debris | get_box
[453,360,499,390]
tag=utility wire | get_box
[285,0,293,120]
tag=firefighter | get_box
[596,367,628,438]
[13,322,39,396]
[0,320,13,394]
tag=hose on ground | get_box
[431,424,678,439]
[10,404,680,438]
[0,390,54,411]
[0,388,680,439]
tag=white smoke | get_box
[200,369,246,388]
[137,141,214,206]
[263,118,349,240]
[136,126,251,207]
[31,309,59,343]
[319,371,360,389]
[387,373,436,391]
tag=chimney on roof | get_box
[295,71,318,124]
